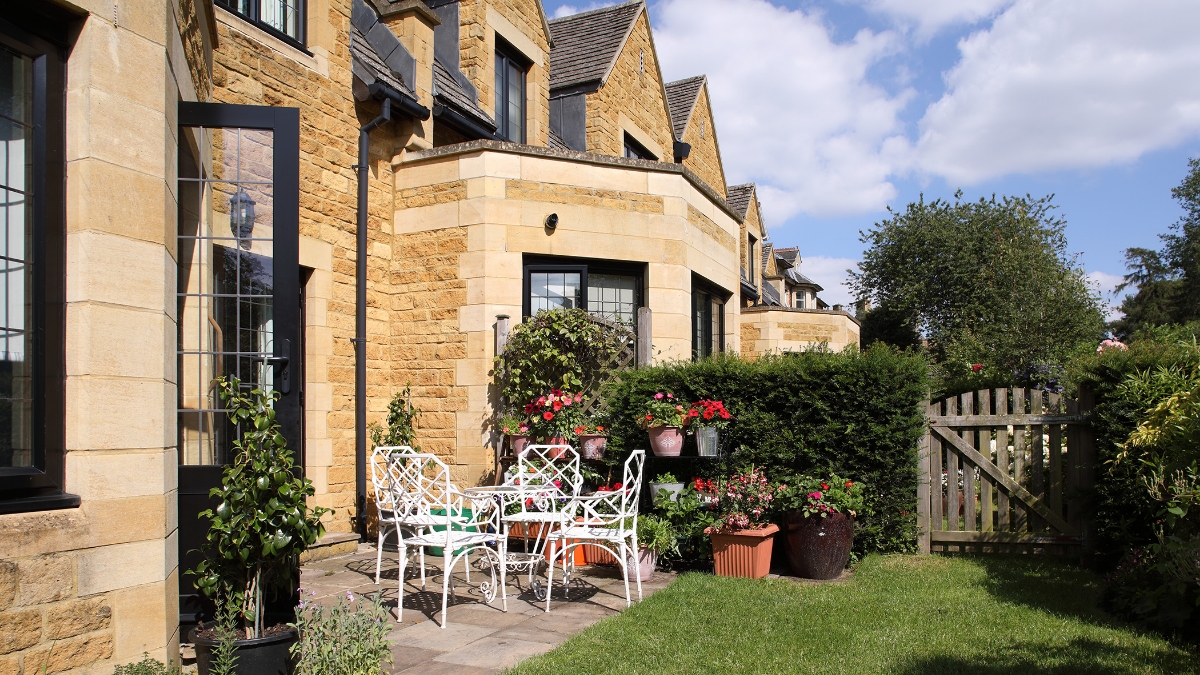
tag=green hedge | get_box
[602,344,929,555]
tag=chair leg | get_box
[498,537,508,613]
[617,541,631,608]
[632,535,643,602]
[375,526,386,584]
[465,549,471,583]
[440,549,452,629]
[396,542,408,622]
[544,539,556,613]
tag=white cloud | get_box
[653,0,913,219]
[799,256,859,307]
[551,3,615,18]
[916,0,1200,184]
[1087,270,1125,322]
[847,0,1013,37]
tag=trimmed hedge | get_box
[602,344,929,555]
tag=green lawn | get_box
[506,555,1197,675]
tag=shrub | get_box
[113,656,181,675]
[604,344,928,555]
[291,590,393,675]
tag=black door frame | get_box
[176,102,301,625]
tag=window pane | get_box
[587,273,637,324]
[0,47,33,469]
[260,0,301,39]
[529,271,580,314]
[495,53,505,135]
[507,61,523,142]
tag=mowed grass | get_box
[506,554,1197,675]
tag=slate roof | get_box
[433,58,496,130]
[548,128,570,150]
[348,0,416,98]
[773,246,799,269]
[664,76,704,140]
[548,1,644,91]
[786,268,823,291]
[726,183,756,219]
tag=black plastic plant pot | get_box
[190,624,297,675]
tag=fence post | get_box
[637,307,652,367]
[495,314,510,358]
[918,399,932,554]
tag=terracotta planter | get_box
[583,543,618,565]
[709,523,778,579]
[191,624,296,675]
[783,510,853,580]
[546,437,567,458]
[578,434,607,460]
[509,434,530,457]
[626,547,656,582]
[648,426,684,457]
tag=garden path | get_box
[299,543,675,674]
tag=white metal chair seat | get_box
[404,531,497,548]
[503,511,568,523]
[555,525,623,540]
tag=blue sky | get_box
[544,0,1200,313]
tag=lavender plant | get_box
[290,590,393,675]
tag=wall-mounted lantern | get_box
[230,189,256,250]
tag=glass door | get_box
[176,103,300,626]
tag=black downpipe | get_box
[355,97,391,538]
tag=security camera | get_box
[545,213,559,230]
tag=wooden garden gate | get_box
[917,387,1096,555]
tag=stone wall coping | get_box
[371,0,441,25]
[740,305,861,326]
[398,139,745,224]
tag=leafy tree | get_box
[849,192,1104,384]
[1112,158,1200,338]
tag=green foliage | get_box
[858,301,921,350]
[776,474,866,519]
[112,655,180,675]
[1113,157,1200,337]
[208,586,239,675]
[368,384,420,450]
[188,377,329,638]
[606,346,928,555]
[652,472,678,484]
[636,391,686,428]
[652,483,718,563]
[635,515,678,555]
[290,591,393,675]
[849,192,1105,387]
[493,308,630,408]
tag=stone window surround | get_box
[214,4,330,78]
[618,112,662,162]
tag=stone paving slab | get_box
[299,543,675,674]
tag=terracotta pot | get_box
[546,437,567,458]
[509,434,530,457]
[648,426,684,457]
[626,547,656,582]
[783,510,853,580]
[583,543,618,565]
[710,524,778,579]
[579,434,607,460]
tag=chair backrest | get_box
[384,453,498,546]
[570,449,645,527]
[369,445,416,512]
[507,445,583,496]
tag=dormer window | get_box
[623,133,654,160]
[495,39,528,143]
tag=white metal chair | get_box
[544,449,646,612]
[369,445,422,584]
[385,453,507,629]
[498,444,582,596]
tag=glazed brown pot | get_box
[710,523,779,579]
[783,510,853,580]
[578,434,607,459]
[647,426,683,457]
[509,434,530,457]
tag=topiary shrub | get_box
[603,344,929,556]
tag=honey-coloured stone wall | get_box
[679,84,726,196]
[739,306,861,355]
[584,11,674,159]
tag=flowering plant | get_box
[525,390,585,440]
[498,411,530,436]
[776,474,865,519]
[682,399,732,430]
[705,468,777,533]
[572,422,608,436]
[637,392,686,429]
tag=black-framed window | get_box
[495,39,527,143]
[0,17,72,512]
[746,233,757,287]
[692,277,727,360]
[217,0,305,48]
[523,256,643,326]
[623,133,655,160]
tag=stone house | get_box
[0,0,858,670]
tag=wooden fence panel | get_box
[978,389,993,534]
[996,388,1010,531]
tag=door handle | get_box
[265,339,291,394]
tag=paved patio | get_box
[299,543,676,674]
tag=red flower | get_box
[845,480,854,488]
[553,400,563,411]
[574,426,585,434]
[971,363,984,372]
[720,411,730,419]
[524,404,534,414]
[543,412,554,420]
[613,483,623,490]
[645,414,653,420]
[596,425,605,432]
[821,482,830,490]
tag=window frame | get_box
[691,275,729,360]
[0,16,73,512]
[522,255,645,324]
[494,38,528,144]
[215,0,308,51]
[623,133,655,160]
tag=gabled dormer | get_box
[547,1,675,160]
[665,75,727,194]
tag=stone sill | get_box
[299,532,361,563]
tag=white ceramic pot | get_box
[626,547,656,582]
[649,482,685,502]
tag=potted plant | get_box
[683,399,731,457]
[649,472,685,502]
[573,420,608,460]
[498,410,531,457]
[188,377,329,675]
[627,515,677,582]
[776,474,864,580]
[706,468,779,579]
[653,479,719,565]
[638,392,686,457]
[526,390,585,453]
[291,589,393,674]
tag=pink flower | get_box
[574,393,583,403]
[654,393,664,400]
